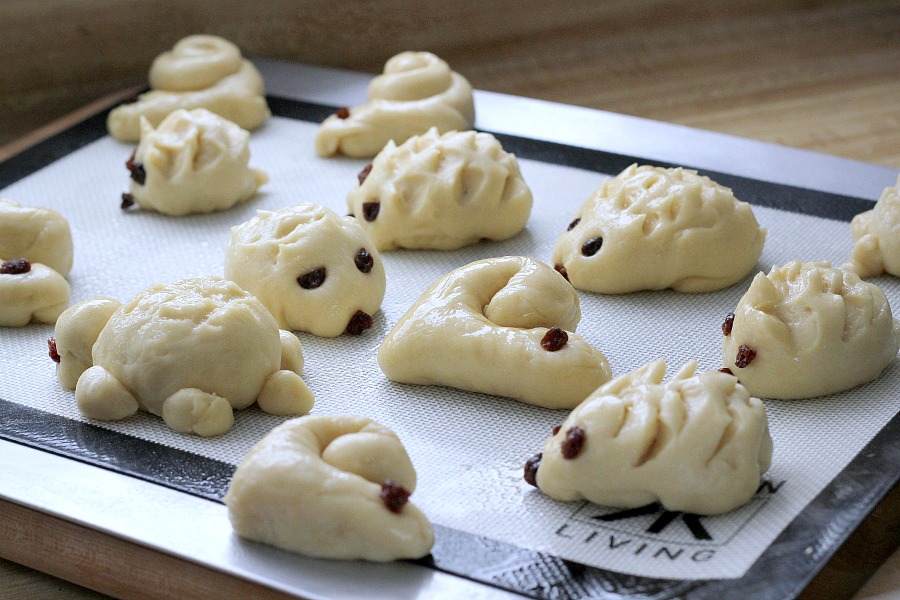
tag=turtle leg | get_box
[257,370,314,416]
[75,366,139,421]
[162,388,234,437]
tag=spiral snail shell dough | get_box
[315,51,475,158]
[107,35,270,142]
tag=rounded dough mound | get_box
[531,360,772,515]
[722,261,900,399]
[107,35,270,142]
[0,199,73,276]
[378,256,612,408]
[844,175,900,279]
[346,128,533,251]
[56,277,313,436]
[0,260,69,326]
[225,414,434,561]
[315,51,475,158]
[225,204,386,337]
[552,164,766,293]
[126,108,267,216]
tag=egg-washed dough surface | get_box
[225,414,433,561]
[0,199,74,276]
[315,51,475,158]
[127,108,267,216]
[552,164,766,294]
[722,261,900,399]
[532,359,773,515]
[347,128,533,251]
[2,116,898,581]
[107,35,270,142]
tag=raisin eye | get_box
[346,310,373,335]
[734,345,757,368]
[125,150,146,185]
[553,263,569,281]
[357,163,373,185]
[567,217,581,231]
[362,201,380,222]
[355,248,374,273]
[581,237,603,257]
[540,327,568,351]
[120,193,136,210]
[380,480,410,513]
[0,259,30,274]
[561,426,586,459]
[48,337,61,363]
[722,312,735,336]
[336,107,350,119]
[297,267,326,289]
[524,453,542,487]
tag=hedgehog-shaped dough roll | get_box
[844,175,900,279]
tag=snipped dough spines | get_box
[378,256,612,409]
[844,175,900,279]
[347,128,533,251]
[315,51,475,158]
[552,164,765,294]
[107,34,270,142]
[528,360,773,515]
[124,108,267,216]
[225,414,434,561]
[722,260,900,399]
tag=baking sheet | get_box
[0,64,898,598]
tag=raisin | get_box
[719,367,734,375]
[0,259,30,274]
[524,453,542,487]
[121,193,136,210]
[380,479,410,513]
[336,106,351,119]
[581,237,603,257]
[297,267,326,289]
[540,327,568,351]
[734,345,757,368]
[567,217,581,231]
[551,424,562,435]
[346,310,373,335]
[554,263,569,281]
[354,248,374,273]
[362,201,380,222]
[125,150,137,171]
[357,163,373,185]
[48,337,60,363]
[129,163,146,185]
[561,426,586,459]
[722,312,735,336]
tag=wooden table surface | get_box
[0,1,897,598]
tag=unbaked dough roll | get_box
[315,51,475,158]
[0,199,73,277]
[0,259,69,326]
[107,35,270,142]
[844,175,900,279]
[225,414,433,561]
[378,256,612,408]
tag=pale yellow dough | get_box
[347,128,533,250]
[0,261,69,326]
[722,261,900,399]
[54,277,314,436]
[225,204,386,337]
[532,360,772,515]
[844,175,900,279]
[126,108,267,216]
[378,256,612,408]
[0,199,73,276]
[107,35,270,142]
[315,51,475,158]
[552,164,766,293]
[225,414,434,561]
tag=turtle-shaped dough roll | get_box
[52,276,314,436]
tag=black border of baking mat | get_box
[1,95,897,600]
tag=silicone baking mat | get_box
[0,97,898,599]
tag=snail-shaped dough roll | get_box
[722,261,900,399]
[225,204,386,337]
[107,35,270,142]
[528,360,773,515]
[315,51,475,158]
[225,414,434,561]
[0,200,74,277]
[0,259,69,326]
[347,128,533,251]
[125,108,267,216]
[844,175,900,279]
[552,164,765,294]
[378,256,612,408]
[54,277,313,436]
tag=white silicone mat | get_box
[0,79,898,598]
